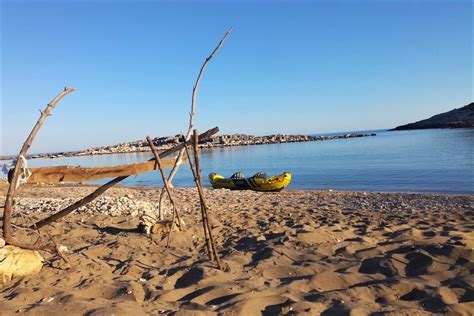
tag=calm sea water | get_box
[11,128,474,194]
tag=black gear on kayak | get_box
[252,172,267,179]
[231,172,245,179]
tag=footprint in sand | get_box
[175,267,204,289]
[321,300,350,316]
[400,288,447,313]
[405,252,433,277]
[358,256,398,277]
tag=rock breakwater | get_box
[1,132,375,160]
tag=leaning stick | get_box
[31,127,219,229]
[193,131,204,188]
[45,230,72,268]
[146,136,182,247]
[189,132,213,257]
[158,28,232,218]
[192,130,216,262]
[3,87,75,242]
[158,27,232,219]
[183,135,213,261]
[192,129,223,270]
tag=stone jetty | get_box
[1,132,376,160]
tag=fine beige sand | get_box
[0,183,473,315]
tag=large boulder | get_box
[0,245,43,285]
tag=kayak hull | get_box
[209,172,291,192]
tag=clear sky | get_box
[1,0,472,155]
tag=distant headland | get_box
[391,102,474,131]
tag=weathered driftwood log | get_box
[8,158,182,184]
[3,87,75,242]
[31,127,219,229]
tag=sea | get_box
[4,128,473,194]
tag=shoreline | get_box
[0,183,472,314]
[0,132,376,161]
[1,180,471,196]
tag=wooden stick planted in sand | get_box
[146,136,183,247]
[158,28,232,219]
[165,28,232,185]
[31,127,219,230]
[183,135,213,262]
[3,87,75,242]
[44,230,72,269]
[191,129,223,270]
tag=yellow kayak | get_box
[209,172,291,192]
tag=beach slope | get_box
[0,184,472,315]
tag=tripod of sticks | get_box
[3,123,222,266]
[146,129,222,270]
[2,28,231,271]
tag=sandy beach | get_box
[0,183,472,315]
[2,0,472,315]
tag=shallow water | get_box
[12,128,474,194]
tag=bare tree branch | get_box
[45,230,72,269]
[191,129,223,270]
[3,87,75,242]
[146,136,183,247]
[165,28,232,185]
[182,134,213,261]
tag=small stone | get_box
[58,245,69,254]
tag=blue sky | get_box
[1,0,472,155]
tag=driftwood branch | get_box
[183,135,212,261]
[156,28,231,220]
[163,28,232,187]
[45,230,72,268]
[146,136,182,247]
[8,158,181,184]
[157,186,167,220]
[31,127,219,230]
[190,129,223,270]
[3,87,75,242]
